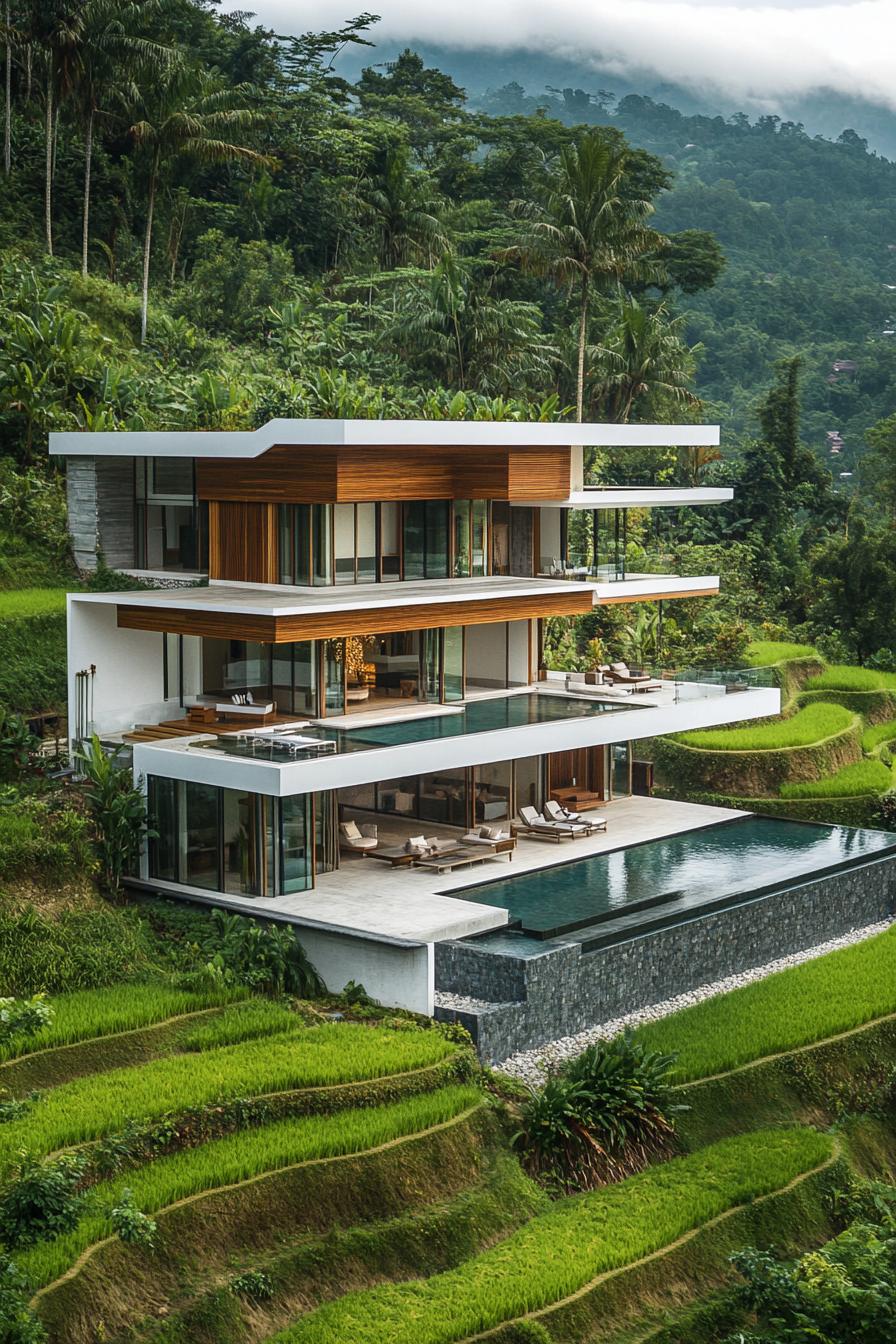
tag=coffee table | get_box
[414,846,495,874]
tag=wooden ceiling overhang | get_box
[116,587,593,644]
[196,441,572,504]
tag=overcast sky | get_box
[220,1,896,110]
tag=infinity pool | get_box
[461,815,896,939]
[196,692,631,761]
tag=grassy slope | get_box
[743,640,819,667]
[677,701,853,751]
[631,924,896,1082]
[780,757,892,798]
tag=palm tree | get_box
[358,144,446,269]
[503,131,662,421]
[75,0,173,278]
[29,0,85,254]
[590,298,700,424]
[129,65,270,343]
[3,0,12,175]
[390,252,554,393]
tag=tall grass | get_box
[780,758,892,799]
[19,1085,483,1290]
[678,702,853,752]
[743,641,819,667]
[862,719,896,753]
[177,998,301,1051]
[0,588,69,618]
[0,984,244,1065]
[272,1129,832,1344]
[0,1025,456,1176]
[808,666,896,692]
[631,925,896,1082]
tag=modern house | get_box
[53,416,895,1058]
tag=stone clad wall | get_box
[66,456,135,572]
[434,854,896,1063]
[66,457,99,571]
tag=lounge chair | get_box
[461,825,516,859]
[339,820,378,854]
[603,663,663,692]
[543,800,607,834]
[515,806,579,842]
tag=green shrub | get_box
[0,1024,458,1177]
[19,1085,482,1290]
[198,909,324,998]
[0,907,156,995]
[0,1253,46,1344]
[0,984,241,1065]
[230,1270,275,1302]
[0,994,52,1049]
[780,759,892,799]
[808,665,896,692]
[109,1189,157,1248]
[513,1036,682,1192]
[0,1152,86,1250]
[75,736,153,893]
[271,1130,833,1344]
[0,710,38,779]
[742,641,820,667]
[631,925,896,1082]
[863,719,896,753]
[0,797,93,881]
[677,702,853,752]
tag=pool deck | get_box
[158,796,747,944]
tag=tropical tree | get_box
[503,130,663,420]
[129,64,271,343]
[74,0,173,278]
[29,0,86,254]
[2,0,12,175]
[358,143,446,268]
[389,252,553,393]
[590,298,700,423]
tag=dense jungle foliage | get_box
[0,3,894,667]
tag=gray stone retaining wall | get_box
[434,853,896,1063]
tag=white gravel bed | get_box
[434,990,513,1013]
[495,916,895,1088]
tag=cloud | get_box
[227,1,896,111]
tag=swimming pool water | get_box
[463,816,896,938]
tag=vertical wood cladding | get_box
[208,501,277,583]
[197,444,572,503]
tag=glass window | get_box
[453,500,471,577]
[222,789,259,897]
[425,500,449,577]
[474,761,511,822]
[280,794,312,893]
[147,776,178,881]
[419,768,468,828]
[182,781,219,890]
[403,501,425,580]
[323,639,344,714]
[151,457,194,499]
[443,626,464,701]
[356,504,377,583]
[471,500,488,577]
[333,503,356,584]
[514,757,542,816]
[312,504,333,585]
[491,501,510,575]
[611,742,632,798]
[379,502,401,581]
[314,791,338,874]
[422,628,440,703]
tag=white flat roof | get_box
[519,487,733,508]
[49,417,720,458]
[69,575,595,618]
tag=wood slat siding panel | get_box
[197,444,572,503]
[208,502,277,583]
[505,448,570,500]
[117,588,592,644]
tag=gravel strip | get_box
[434,991,514,1013]
[495,917,895,1087]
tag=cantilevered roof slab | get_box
[49,418,720,458]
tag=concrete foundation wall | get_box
[435,853,896,1062]
[298,927,434,1015]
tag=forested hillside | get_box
[0,4,895,669]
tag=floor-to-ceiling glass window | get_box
[292,641,318,714]
[422,628,441,702]
[471,499,488,576]
[322,640,345,714]
[403,501,425,580]
[473,761,512,822]
[147,776,178,880]
[425,500,449,577]
[356,504,377,583]
[334,503,356,585]
[280,793,312,893]
[202,639,271,701]
[491,501,510,576]
[610,742,632,798]
[314,791,338,874]
[453,499,471,577]
[222,788,261,896]
[443,626,465,701]
[379,502,401,580]
[514,756,542,816]
[134,458,206,573]
[182,781,220,889]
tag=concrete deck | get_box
[154,796,747,945]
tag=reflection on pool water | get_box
[461,815,896,939]
[195,692,631,761]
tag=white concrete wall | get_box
[538,509,562,570]
[466,623,507,688]
[297,928,434,1014]
[507,620,531,686]
[68,597,181,740]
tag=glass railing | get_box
[540,549,684,581]
[645,664,778,691]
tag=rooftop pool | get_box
[459,815,896,942]
[195,691,631,761]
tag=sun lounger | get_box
[543,800,607,833]
[515,806,580,842]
